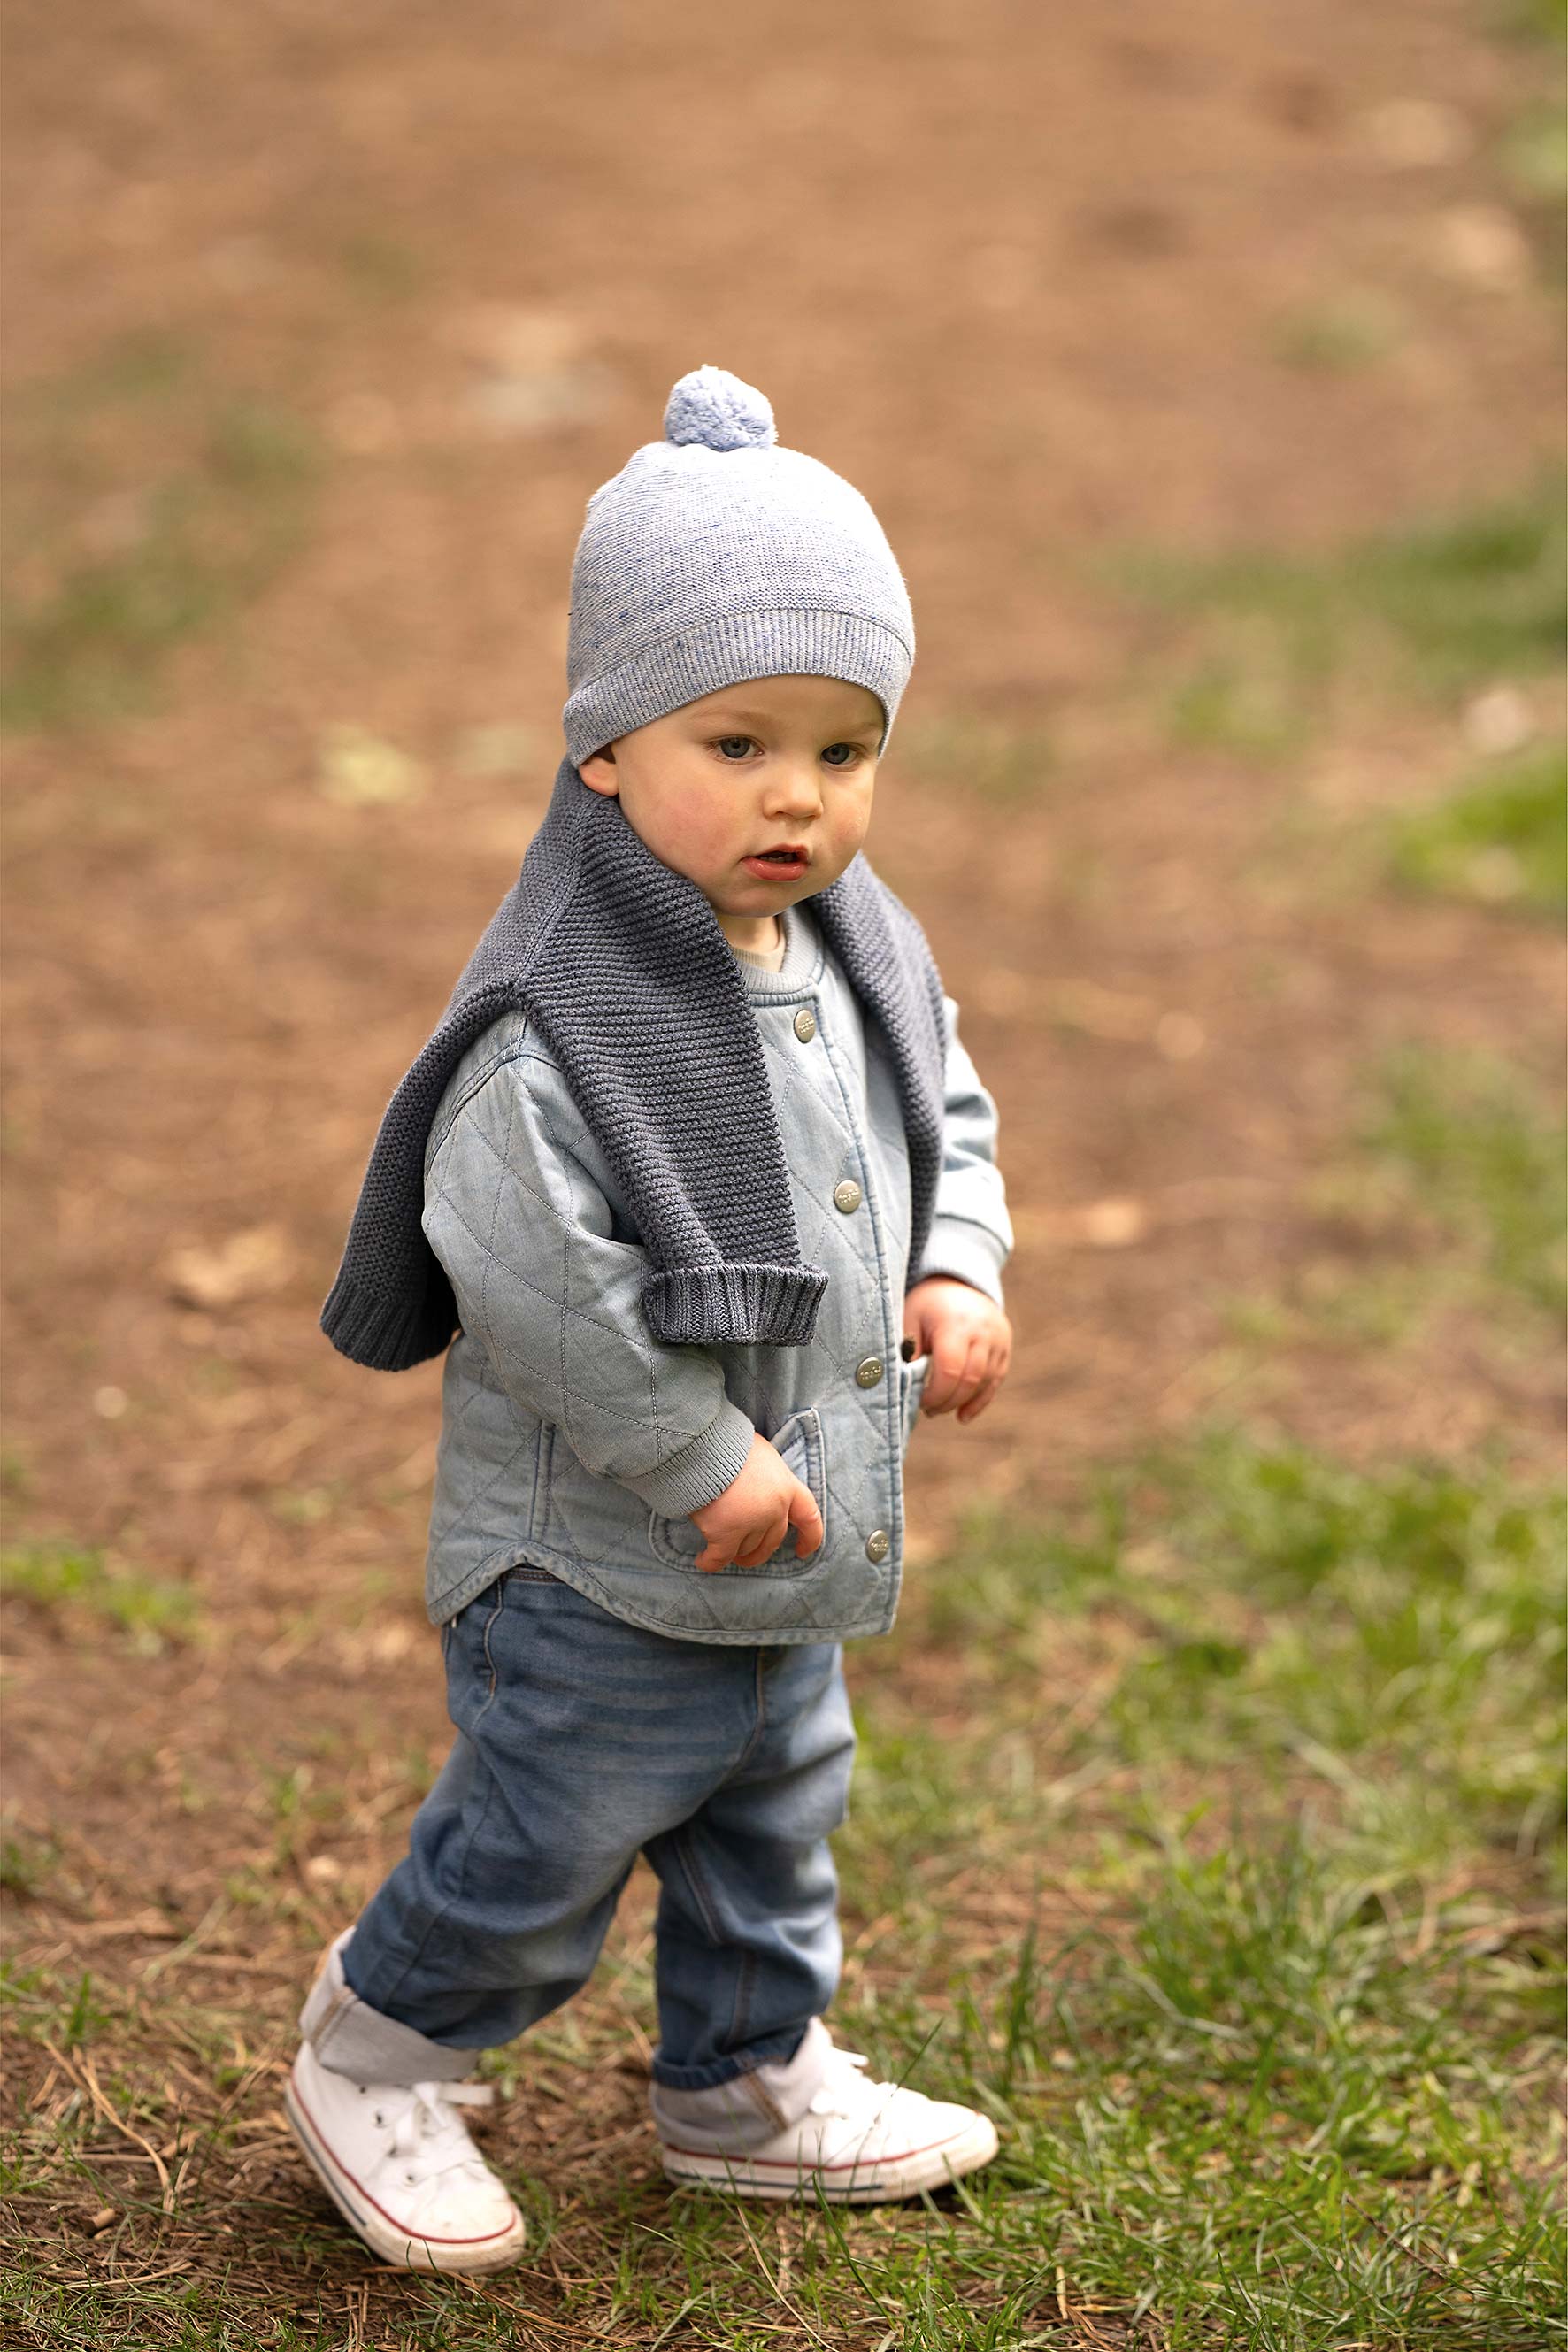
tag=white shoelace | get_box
[805,2048,896,2133]
[382,2080,495,2187]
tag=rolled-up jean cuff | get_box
[302,1931,474,2087]
[649,2021,808,2093]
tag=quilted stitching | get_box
[421,911,1008,1641]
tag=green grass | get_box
[913,1433,1565,1859]
[839,1833,1564,2349]
[1503,0,1567,40]
[1385,742,1566,916]
[0,1827,61,1899]
[1272,293,1404,373]
[0,334,321,731]
[1498,100,1568,200]
[894,713,1055,802]
[1357,1045,1567,1318]
[1115,478,1566,755]
[0,1541,201,1652]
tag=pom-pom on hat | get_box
[564,365,914,764]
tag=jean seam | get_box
[667,1825,761,2068]
[362,1738,503,2024]
[730,1649,770,1778]
[474,1592,505,1717]
[369,1588,508,2012]
[668,1825,726,1951]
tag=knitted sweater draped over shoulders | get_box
[320,759,948,1372]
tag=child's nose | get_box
[764,760,825,820]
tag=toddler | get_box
[287,366,1014,2271]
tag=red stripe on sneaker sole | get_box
[286,2079,520,2248]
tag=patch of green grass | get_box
[1164,644,1307,757]
[1499,100,1568,199]
[1223,1258,1449,1351]
[1272,291,1404,373]
[0,1826,61,1898]
[916,1432,1565,1857]
[0,1960,113,2049]
[0,1541,201,1651]
[895,713,1055,802]
[1117,477,1566,752]
[1359,1045,1567,1316]
[1385,741,1566,915]
[1501,0,1567,44]
[0,334,322,733]
[834,1826,1564,2348]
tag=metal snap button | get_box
[865,1529,890,1564]
[833,1180,863,1214]
[855,1357,884,1389]
[792,1008,817,1042]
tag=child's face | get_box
[578,675,884,937]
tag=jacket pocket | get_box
[648,1406,829,1576]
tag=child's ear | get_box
[579,747,619,797]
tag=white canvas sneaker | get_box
[285,2041,527,2272]
[654,2020,999,2204]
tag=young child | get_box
[287,365,1014,2272]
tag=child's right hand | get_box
[690,1433,824,1572]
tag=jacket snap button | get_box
[792,1008,817,1043]
[865,1529,890,1563]
[855,1357,884,1389]
[833,1180,862,1214]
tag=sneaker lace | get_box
[805,2047,888,2131]
[386,2080,495,2187]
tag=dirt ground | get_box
[1,0,1563,2342]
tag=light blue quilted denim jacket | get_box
[420,903,1011,1643]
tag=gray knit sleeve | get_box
[910,996,1012,1306]
[422,1034,755,1519]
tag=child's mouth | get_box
[743,846,810,880]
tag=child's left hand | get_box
[902,1277,1012,1425]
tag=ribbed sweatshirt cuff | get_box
[911,1216,1008,1308]
[621,1400,756,1519]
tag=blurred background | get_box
[3,3,1564,2343]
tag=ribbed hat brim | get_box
[563,607,913,765]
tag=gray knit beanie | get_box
[563,366,914,765]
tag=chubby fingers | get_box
[921,1332,985,1416]
[698,1482,823,1573]
[925,1331,1011,1420]
[698,1508,783,1572]
[788,1482,825,1559]
[956,1347,1009,1423]
[733,1509,790,1570]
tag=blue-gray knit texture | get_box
[320,761,948,1371]
[563,365,915,763]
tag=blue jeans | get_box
[341,1571,856,2090]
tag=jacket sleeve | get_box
[911,995,1013,1306]
[421,1037,755,1519]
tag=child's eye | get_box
[820,742,862,768]
[714,735,756,761]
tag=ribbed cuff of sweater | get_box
[643,1261,827,1346]
[911,1217,1008,1309]
[621,1400,756,1520]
